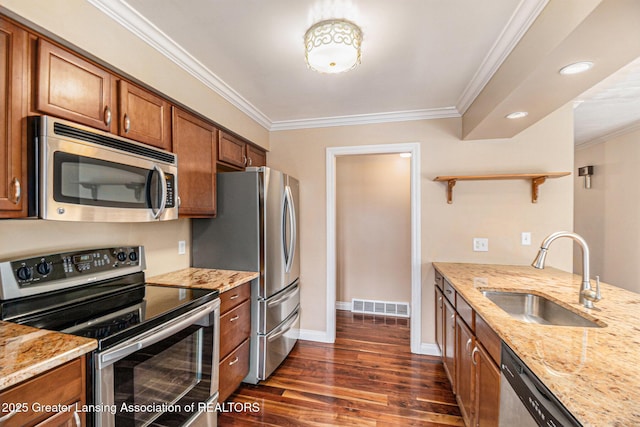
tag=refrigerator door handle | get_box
[267,309,300,342]
[267,281,300,308]
[283,185,297,273]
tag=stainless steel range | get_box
[0,247,220,427]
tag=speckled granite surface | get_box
[0,321,96,391]
[146,268,258,293]
[433,262,640,427]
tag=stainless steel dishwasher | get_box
[499,344,582,427]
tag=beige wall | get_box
[0,219,190,277]
[0,0,269,148]
[336,154,411,304]
[574,129,640,294]
[268,104,575,345]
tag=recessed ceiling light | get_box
[559,61,594,75]
[505,111,528,119]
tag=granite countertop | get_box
[433,262,640,427]
[0,321,96,392]
[146,267,258,293]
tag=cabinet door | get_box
[435,287,444,355]
[118,80,171,150]
[172,107,217,217]
[246,144,266,167]
[456,316,475,427]
[443,299,456,390]
[218,131,246,169]
[0,18,27,217]
[36,39,114,131]
[475,343,500,427]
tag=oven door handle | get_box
[99,301,215,368]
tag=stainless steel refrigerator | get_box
[192,167,300,384]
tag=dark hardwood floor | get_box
[218,310,463,426]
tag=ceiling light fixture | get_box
[559,61,594,75]
[304,19,362,74]
[506,111,528,119]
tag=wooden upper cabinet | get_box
[246,143,266,167]
[172,107,217,217]
[0,18,28,218]
[36,39,114,131]
[117,80,171,150]
[218,131,246,169]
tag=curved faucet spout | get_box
[531,231,599,308]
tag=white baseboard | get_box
[419,343,442,356]
[298,329,334,343]
[335,301,351,311]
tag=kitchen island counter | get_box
[0,321,96,391]
[146,267,258,293]
[433,262,640,427]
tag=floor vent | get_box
[351,298,410,318]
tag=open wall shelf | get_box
[433,172,571,204]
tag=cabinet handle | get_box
[73,411,81,427]
[0,409,18,422]
[123,113,131,133]
[104,106,112,126]
[248,157,253,166]
[471,346,479,366]
[229,315,240,322]
[465,338,472,354]
[11,177,21,204]
[229,294,240,300]
[229,356,240,366]
[445,289,452,295]
[243,155,248,166]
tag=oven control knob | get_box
[17,266,32,281]
[37,262,52,275]
[128,251,138,262]
[117,251,127,262]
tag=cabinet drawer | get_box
[435,270,444,291]
[220,282,251,314]
[219,338,250,402]
[220,300,251,358]
[476,314,501,365]
[443,279,456,304]
[456,294,475,332]
[0,358,84,427]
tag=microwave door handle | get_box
[151,165,167,219]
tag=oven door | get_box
[94,300,220,427]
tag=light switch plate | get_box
[178,240,186,255]
[521,232,532,246]
[473,238,489,252]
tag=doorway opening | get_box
[326,143,421,353]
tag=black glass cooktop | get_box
[0,272,218,351]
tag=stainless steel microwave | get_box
[28,116,178,222]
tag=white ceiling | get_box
[88,0,640,143]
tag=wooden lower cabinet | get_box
[435,269,501,427]
[475,343,500,427]
[218,282,251,402]
[456,316,475,426]
[0,357,86,427]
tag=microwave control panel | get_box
[10,247,142,288]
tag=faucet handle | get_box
[582,275,602,303]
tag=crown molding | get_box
[87,0,272,130]
[456,0,548,114]
[270,107,460,131]
[575,121,640,151]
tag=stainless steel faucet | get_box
[532,231,601,308]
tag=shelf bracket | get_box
[446,179,457,204]
[531,176,547,203]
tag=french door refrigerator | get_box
[192,167,300,384]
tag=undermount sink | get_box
[481,291,604,328]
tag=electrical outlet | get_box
[521,232,532,246]
[178,240,186,255]
[473,238,489,252]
